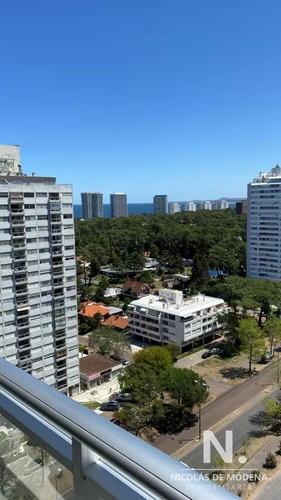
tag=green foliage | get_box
[162,368,208,407]
[133,346,173,374]
[237,318,266,372]
[204,276,281,322]
[81,401,100,409]
[263,452,277,469]
[119,364,161,403]
[219,340,240,358]
[262,397,281,432]
[126,252,145,270]
[218,312,240,343]
[75,211,246,281]
[78,323,90,335]
[122,297,131,313]
[191,253,210,290]
[79,344,87,352]
[88,326,130,360]
[213,455,227,471]
[263,317,281,354]
[163,344,180,361]
[114,405,152,436]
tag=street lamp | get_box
[194,379,207,439]
[273,339,280,385]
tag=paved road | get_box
[176,349,208,369]
[180,388,279,472]
[254,469,281,500]
[155,363,274,455]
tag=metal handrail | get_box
[0,358,236,500]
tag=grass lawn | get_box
[81,401,101,409]
[193,353,251,383]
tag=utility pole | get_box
[194,380,207,439]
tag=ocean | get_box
[74,202,236,218]
[74,203,154,218]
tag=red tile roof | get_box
[102,315,129,330]
[79,303,110,318]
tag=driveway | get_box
[176,350,208,369]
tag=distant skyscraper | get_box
[236,200,247,214]
[81,192,92,220]
[213,200,229,210]
[110,193,128,218]
[153,195,168,214]
[247,166,281,281]
[0,145,79,396]
[91,192,103,217]
[184,202,196,212]
[169,202,181,214]
[198,201,212,210]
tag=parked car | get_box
[121,360,132,367]
[210,347,221,354]
[100,401,120,411]
[260,352,273,364]
[202,351,212,359]
[116,393,132,403]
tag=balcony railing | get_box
[0,359,236,500]
[0,359,237,500]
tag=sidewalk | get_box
[224,435,281,496]
[72,379,121,405]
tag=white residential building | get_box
[213,200,229,210]
[127,289,224,351]
[198,201,212,210]
[169,202,181,214]
[247,165,281,281]
[184,202,196,212]
[0,145,79,396]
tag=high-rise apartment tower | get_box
[81,192,92,220]
[91,192,103,217]
[247,165,281,281]
[110,193,128,218]
[0,145,79,395]
[153,195,168,214]
[169,202,181,214]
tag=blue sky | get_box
[1,0,281,203]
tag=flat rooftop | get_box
[129,293,224,317]
[80,353,120,376]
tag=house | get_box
[102,315,130,331]
[79,353,123,390]
[78,302,110,321]
[121,280,151,299]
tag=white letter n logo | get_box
[203,430,233,464]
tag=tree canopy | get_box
[133,346,173,374]
[75,210,246,276]
[88,326,130,360]
[237,318,266,372]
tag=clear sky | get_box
[1,0,281,203]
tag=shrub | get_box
[263,452,277,469]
